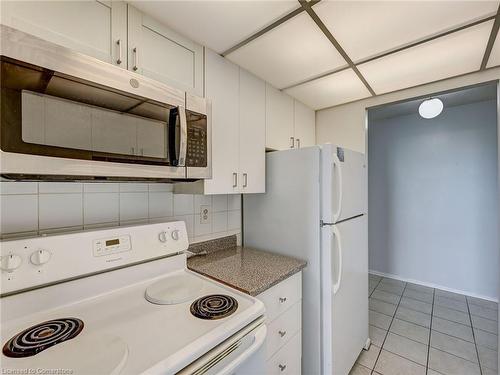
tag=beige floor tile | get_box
[395,307,431,328]
[357,344,381,369]
[467,296,498,311]
[405,283,434,295]
[432,317,474,342]
[377,282,405,296]
[471,315,498,335]
[428,347,480,375]
[435,295,468,313]
[370,310,393,331]
[430,331,478,363]
[370,325,388,347]
[433,305,471,326]
[372,289,401,305]
[349,363,371,375]
[477,344,498,371]
[390,318,430,344]
[400,297,432,314]
[403,288,434,304]
[474,328,498,350]
[470,304,498,321]
[435,289,467,302]
[383,332,428,365]
[374,350,426,375]
[370,298,397,316]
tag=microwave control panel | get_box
[186,114,207,168]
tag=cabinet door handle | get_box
[279,297,287,303]
[116,39,123,65]
[278,330,287,337]
[132,47,139,71]
[279,364,287,372]
[290,136,295,148]
[296,138,301,148]
[233,172,238,188]
[243,173,248,188]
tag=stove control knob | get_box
[30,249,51,266]
[158,231,168,243]
[171,229,180,241]
[0,254,22,272]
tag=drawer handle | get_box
[278,330,287,337]
[279,364,287,372]
[279,297,287,303]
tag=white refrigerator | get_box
[243,144,369,375]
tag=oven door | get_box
[0,26,187,180]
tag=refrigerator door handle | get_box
[332,153,343,222]
[332,225,343,294]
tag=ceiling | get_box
[131,1,500,111]
[368,82,497,121]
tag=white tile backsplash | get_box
[0,182,38,195]
[0,195,38,233]
[0,182,241,243]
[39,182,83,194]
[39,194,83,229]
[149,192,173,218]
[173,194,194,215]
[119,192,148,221]
[84,193,119,225]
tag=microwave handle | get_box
[178,106,187,167]
[168,106,187,167]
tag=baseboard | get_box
[369,269,499,303]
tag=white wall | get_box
[369,99,498,299]
[316,67,500,152]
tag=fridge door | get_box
[321,215,368,375]
[322,145,367,224]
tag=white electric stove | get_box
[0,222,266,374]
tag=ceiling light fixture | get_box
[418,98,443,119]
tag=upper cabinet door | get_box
[239,69,266,194]
[127,5,204,96]
[265,84,294,151]
[294,100,316,148]
[0,1,127,68]
[204,49,240,194]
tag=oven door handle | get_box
[217,324,267,375]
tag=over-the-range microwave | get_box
[0,26,211,181]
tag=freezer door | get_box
[321,215,368,375]
[324,146,367,223]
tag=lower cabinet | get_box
[258,272,302,374]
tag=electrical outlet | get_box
[200,205,211,224]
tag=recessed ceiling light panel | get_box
[418,98,443,119]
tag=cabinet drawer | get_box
[258,272,301,322]
[267,331,301,375]
[267,301,301,359]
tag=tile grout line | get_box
[466,295,483,375]
[371,279,408,375]
[425,286,436,374]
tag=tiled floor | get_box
[350,274,499,375]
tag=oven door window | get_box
[1,56,180,166]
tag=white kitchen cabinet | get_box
[239,69,266,193]
[0,1,127,68]
[127,5,204,96]
[258,272,302,374]
[265,83,295,151]
[204,49,240,194]
[293,100,316,148]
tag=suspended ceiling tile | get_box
[226,13,347,89]
[314,1,499,62]
[284,69,372,110]
[357,21,493,95]
[486,33,500,68]
[129,1,299,54]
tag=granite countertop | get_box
[187,237,306,296]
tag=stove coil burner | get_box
[2,318,84,358]
[190,294,238,320]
